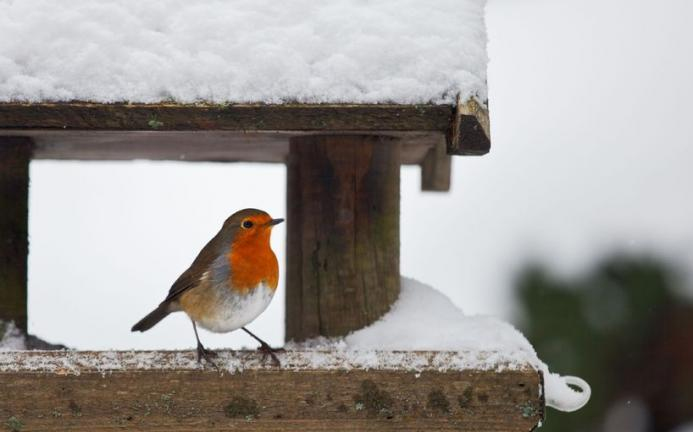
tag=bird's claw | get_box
[257,343,283,367]
[196,343,219,369]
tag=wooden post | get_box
[0,137,32,332]
[421,140,452,192]
[286,135,400,341]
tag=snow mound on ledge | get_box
[290,277,591,413]
[0,321,67,351]
[0,321,26,351]
[0,0,487,104]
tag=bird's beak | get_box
[267,218,284,226]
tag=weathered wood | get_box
[3,130,441,166]
[0,350,544,432]
[286,135,400,340]
[0,137,32,332]
[0,103,452,131]
[421,139,452,192]
[447,98,491,156]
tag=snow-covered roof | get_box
[0,0,487,104]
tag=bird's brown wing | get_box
[163,230,229,303]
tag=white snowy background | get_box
[24,0,693,355]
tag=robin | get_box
[131,208,284,366]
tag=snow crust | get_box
[290,277,592,412]
[0,0,487,104]
[0,349,521,375]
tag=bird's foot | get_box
[257,342,284,367]
[196,343,219,368]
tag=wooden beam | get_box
[0,350,544,432]
[0,103,452,131]
[286,135,400,340]
[447,98,491,156]
[0,101,491,161]
[421,139,452,192]
[0,137,32,332]
[3,130,442,166]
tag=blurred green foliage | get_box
[516,254,693,432]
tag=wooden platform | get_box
[0,350,542,432]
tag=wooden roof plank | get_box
[0,103,453,131]
[0,101,490,164]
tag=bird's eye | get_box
[242,220,253,229]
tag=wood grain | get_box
[286,135,401,340]
[0,137,32,332]
[0,350,544,432]
[0,103,452,131]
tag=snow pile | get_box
[0,321,26,351]
[0,0,487,104]
[290,277,591,413]
[0,320,67,350]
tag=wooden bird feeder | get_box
[0,100,490,339]
[0,4,546,431]
[0,100,544,432]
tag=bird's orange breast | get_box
[227,228,278,294]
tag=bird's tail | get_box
[131,303,171,332]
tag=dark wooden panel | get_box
[0,350,543,432]
[0,137,32,332]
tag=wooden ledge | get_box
[0,350,542,431]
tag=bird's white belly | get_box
[197,283,275,333]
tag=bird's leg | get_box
[242,327,284,366]
[192,320,218,367]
